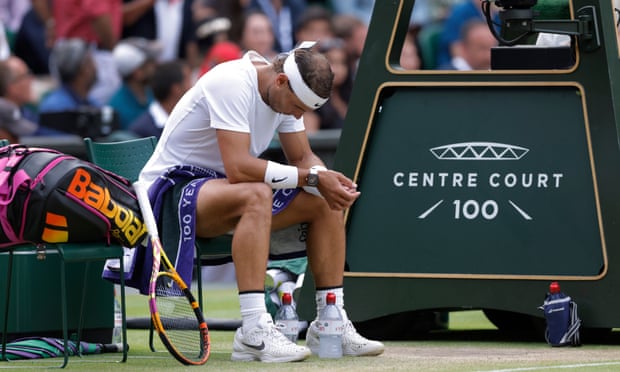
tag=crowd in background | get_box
[0,0,515,143]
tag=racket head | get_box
[134,181,211,365]
[151,270,211,365]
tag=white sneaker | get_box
[306,319,385,357]
[232,313,311,362]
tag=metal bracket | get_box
[36,244,46,260]
[576,6,601,52]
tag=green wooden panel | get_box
[346,85,604,277]
[0,248,113,338]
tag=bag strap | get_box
[559,301,581,346]
[0,145,62,243]
[0,146,61,186]
[0,151,27,192]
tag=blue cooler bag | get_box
[540,286,581,346]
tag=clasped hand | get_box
[316,170,360,211]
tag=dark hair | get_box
[294,5,334,34]
[272,48,333,99]
[0,60,10,96]
[151,60,186,101]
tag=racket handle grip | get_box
[102,343,128,353]
[133,181,159,238]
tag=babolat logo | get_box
[67,168,146,246]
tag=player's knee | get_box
[241,183,273,212]
[309,196,343,223]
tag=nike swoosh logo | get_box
[271,177,287,183]
[242,341,265,351]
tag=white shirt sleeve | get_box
[202,69,253,133]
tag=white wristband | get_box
[264,161,299,189]
[302,165,327,197]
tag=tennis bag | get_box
[540,289,581,346]
[0,144,146,249]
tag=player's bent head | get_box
[273,49,334,105]
[294,48,333,100]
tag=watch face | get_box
[307,173,319,187]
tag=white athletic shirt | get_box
[139,51,305,188]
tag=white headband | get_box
[283,43,329,109]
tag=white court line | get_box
[481,361,620,372]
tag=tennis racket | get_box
[133,181,210,365]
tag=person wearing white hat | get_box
[138,41,384,363]
[108,37,162,130]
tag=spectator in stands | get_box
[439,20,497,71]
[0,0,30,48]
[195,16,241,77]
[128,59,192,139]
[192,0,246,48]
[0,97,38,143]
[39,38,99,112]
[121,0,196,63]
[198,41,242,78]
[192,0,221,22]
[332,13,367,79]
[49,0,124,106]
[12,1,51,75]
[0,56,37,123]
[238,10,278,61]
[245,0,307,52]
[0,55,64,136]
[399,26,422,70]
[436,0,499,68]
[303,38,351,132]
[329,0,374,26]
[0,21,9,60]
[294,5,335,43]
[108,37,161,130]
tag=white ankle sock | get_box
[239,292,268,332]
[315,287,348,322]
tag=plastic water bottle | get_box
[274,292,300,342]
[317,292,343,358]
[277,281,297,307]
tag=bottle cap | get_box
[549,281,561,294]
[281,292,292,305]
[326,292,336,305]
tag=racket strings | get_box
[155,276,205,360]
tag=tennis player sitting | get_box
[138,41,384,362]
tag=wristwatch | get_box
[306,167,319,187]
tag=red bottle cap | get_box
[326,292,336,305]
[281,292,292,305]
[549,281,561,294]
